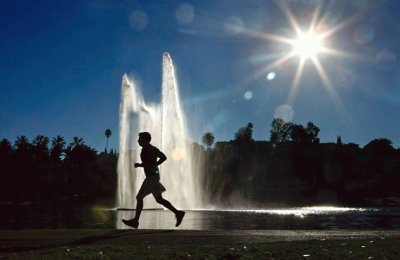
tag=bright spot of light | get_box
[274,104,294,122]
[217,206,372,218]
[171,147,185,161]
[129,10,148,30]
[175,3,195,24]
[292,31,323,60]
[244,91,253,100]
[267,72,276,81]
[91,204,110,223]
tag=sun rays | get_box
[242,1,355,120]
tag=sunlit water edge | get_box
[107,206,380,216]
[112,206,399,230]
[2,205,399,230]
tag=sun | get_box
[291,31,323,60]
[240,1,355,117]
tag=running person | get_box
[122,132,185,228]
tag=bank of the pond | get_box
[1,229,400,259]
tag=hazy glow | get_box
[244,91,253,100]
[91,204,111,223]
[291,31,323,60]
[274,104,294,122]
[171,147,185,161]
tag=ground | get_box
[1,229,400,259]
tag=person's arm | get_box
[155,150,167,166]
[134,149,167,168]
[134,162,143,168]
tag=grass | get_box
[2,238,400,259]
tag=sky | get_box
[1,0,400,152]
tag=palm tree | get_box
[14,135,30,155]
[14,135,31,201]
[68,137,85,150]
[32,135,50,163]
[105,129,112,153]
[0,139,12,157]
[50,136,66,162]
[202,132,215,149]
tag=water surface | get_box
[1,205,400,230]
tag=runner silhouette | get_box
[122,132,185,228]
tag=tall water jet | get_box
[117,52,203,210]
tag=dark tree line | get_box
[0,135,117,204]
[202,119,400,207]
[2,120,399,207]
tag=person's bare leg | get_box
[122,193,145,228]
[153,193,178,213]
[153,193,185,227]
[133,194,144,221]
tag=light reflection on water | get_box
[115,206,395,230]
[212,206,373,217]
[1,205,399,230]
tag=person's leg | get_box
[123,180,151,228]
[153,193,185,227]
[133,193,145,221]
[153,193,179,214]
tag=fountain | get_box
[117,52,203,211]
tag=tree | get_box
[32,135,50,163]
[270,118,292,145]
[290,122,320,144]
[64,137,96,197]
[364,138,394,155]
[50,136,66,162]
[234,122,254,143]
[68,136,85,150]
[14,135,30,153]
[0,139,13,199]
[105,129,112,153]
[290,124,308,144]
[0,138,12,161]
[202,132,215,149]
[305,122,320,144]
[233,123,254,161]
[336,135,342,145]
[364,138,395,205]
[13,135,32,201]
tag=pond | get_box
[1,205,400,230]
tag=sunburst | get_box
[243,2,355,117]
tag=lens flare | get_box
[171,147,185,161]
[244,91,253,100]
[237,1,355,122]
[91,204,111,223]
[129,10,148,30]
[267,72,276,80]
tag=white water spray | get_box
[117,52,203,210]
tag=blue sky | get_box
[1,0,400,151]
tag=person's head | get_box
[138,132,151,147]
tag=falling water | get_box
[117,52,203,210]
